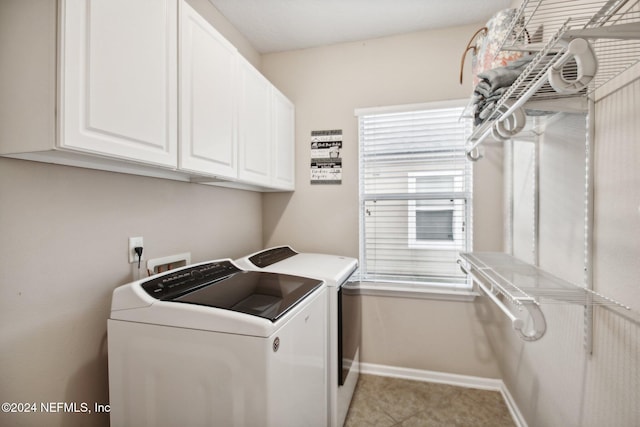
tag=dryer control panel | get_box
[248,246,298,268]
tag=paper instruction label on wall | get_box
[310,129,342,185]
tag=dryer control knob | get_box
[273,337,280,352]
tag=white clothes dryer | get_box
[235,246,360,427]
[108,259,328,427]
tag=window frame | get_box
[355,100,473,293]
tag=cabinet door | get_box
[238,58,272,185]
[179,1,237,178]
[60,0,177,167]
[272,89,295,190]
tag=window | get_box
[357,101,472,290]
[408,171,466,249]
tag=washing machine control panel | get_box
[248,246,298,268]
[142,261,241,300]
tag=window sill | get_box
[345,280,478,302]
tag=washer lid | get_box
[141,261,322,322]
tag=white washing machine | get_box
[235,246,360,427]
[108,259,328,427]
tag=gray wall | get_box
[261,24,505,378]
[0,160,264,427]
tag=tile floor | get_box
[344,374,515,427]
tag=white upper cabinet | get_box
[0,0,294,191]
[179,1,238,178]
[237,57,296,190]
[271,88,295,190]
[60,0,178,167]
[237,58,272,185]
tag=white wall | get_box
[488,71,640,426]
[261,25,505,379]
[0,2,263,426]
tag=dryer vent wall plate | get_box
[147,253,192,275]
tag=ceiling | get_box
[207,0,512,54]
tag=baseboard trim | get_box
[499,383,528,427]
[359,362,528,427]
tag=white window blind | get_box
[357,101,472,290]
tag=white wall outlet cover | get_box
[128,236,144,263]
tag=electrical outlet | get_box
[128,236,144,263]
